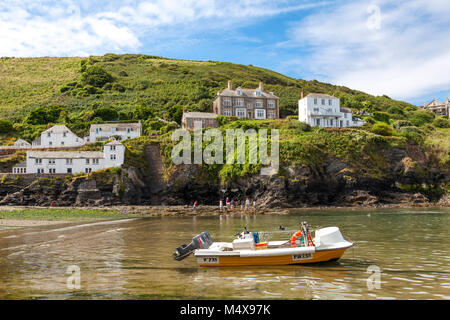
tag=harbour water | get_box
[0,207,449,299]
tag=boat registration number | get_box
[198,257,219,264]
[292,253,313,261]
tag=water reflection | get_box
[0,207,449,299]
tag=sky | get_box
[0,0,449,106]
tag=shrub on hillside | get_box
[387,106,404,115]
[93,107,119,121]
[81,65,114,88]
[372,122,393,136]
[432,117,450,128]
[373,112,391,124]
[0,119,13,133]
[410,111,434,126]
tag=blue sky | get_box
[1,0,449,106]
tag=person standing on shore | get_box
[193,201,198,210]
[245,198,250,211]
[253,200,257,211]
[219,200,224,211]
[225,197,230,210]
[230,199,234,210]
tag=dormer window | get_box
[236,87,243,96]
[255,89,262,97]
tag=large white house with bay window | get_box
[298,93,365,127]
[19,140,125,175]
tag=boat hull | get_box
[197,248,348,267]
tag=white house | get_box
[298,92,365,127]
[32,125,84,148]
[20,140,125,175]
[13,139,31,148]
[89,122,141,142]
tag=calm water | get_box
[0,208,449,300]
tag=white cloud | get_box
[0,0,325,57]
[281,0,450,100]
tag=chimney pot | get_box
[259,82,264,91]
[228,80,232,90]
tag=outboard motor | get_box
[173,232,214,261]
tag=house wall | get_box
[40,131,84,148]
[298,96,365,128]
[213,95,279,119]
[89,127,141,142]
[25,144,125,174]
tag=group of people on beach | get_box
[219,197,257,211]
[192,197,259,211]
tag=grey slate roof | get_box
[28,151,104,159]
[218,88,278,99]
[306,93,337,99]
[90,122,141,132]
[182,112,218,119]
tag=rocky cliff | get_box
[0,142,448,208]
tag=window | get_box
[67,168,72,174]
[110,154,116,160]
[344,113,347,118]
[47,132,51,137]
[93,159,99,165]
[63,131,67,137]
[268,112,275,119]
[86,159,90,164]
[255,89,262,97]
[96,128,99,134]
[236,108,246,119]
[49,159,55,165]
[247,103,252,109]
[224,109,231,116]
[255,109,266,119]
[328,99,332,106]
[316,118,321,126]
[346,120,349,126]
[321,99,325,105]
[127,128,131,133]
[313,108,319,112]
[49,141,52,146]
[85,168,92,173]
[49,168,56,174]
[110,145,116,151]
[66,159,72,165]
[268,101,275,108]
[61,141,64,146]
[330,119,334,126]
[314,98,317,105]
[236,88,243,96]
[255,100,262,108]
[236,99,243,107]
[35,158,42,165]
[224,99,231,107]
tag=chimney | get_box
[300,91,304,99]
[228,80,232,90]
[259,82,264,91]
[424,102,427,108]
[47,123,51,129]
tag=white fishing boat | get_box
[174,222,354,267]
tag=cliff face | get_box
[0,142,448,208]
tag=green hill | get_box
[1,53,413,122]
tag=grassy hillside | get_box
[1,53,413,123]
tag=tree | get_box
[93,107,119,121]
[0,119,13,133]
[432,117,450,128]
[81,65,114,88]
[25,105,63,125]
